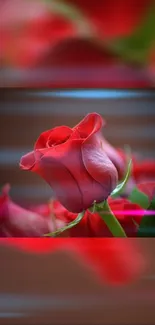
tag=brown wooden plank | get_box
[0,113,155,130]
[0,167,44,186]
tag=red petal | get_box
[35,126,72,149]
[76,238,147,285]
[74,112,104,138]
[0,238,147,286]
[77,113,118,192]
[137,181,155,202]
[82,140,118,194]
[38,154,83,213]
[133,160,155,181]
[0,238,66,253]
[20,151,36,171]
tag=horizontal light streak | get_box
[27,90,155,99]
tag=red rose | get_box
[0,184,64,237]
[20,113,118,213]
[137,181,155,202]
[132,159,155,183]
[52,197,143,237]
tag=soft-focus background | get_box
[0,0,155,87]
[0,238,154,325]
[0,89,155,205]
[1,1,155,323]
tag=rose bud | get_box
[20,113,118,213]
[0,184,65,237]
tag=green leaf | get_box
[138,216,155,237]
[148,197,155,210]
[129,187,150,209]
[106,3,155,65]
[111,159,132,198]
[136,195,155,237]
[94,200,127,237]
[138,200,155,237]
[44,211,85,237]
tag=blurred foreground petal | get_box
[0,238,147,285]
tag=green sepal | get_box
[111,159,132,198]
[43,211,85,237]
[94,200,127,237]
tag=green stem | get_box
[97,200,127,237]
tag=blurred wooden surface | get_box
[0,89,155,204]
[0,239,155,324]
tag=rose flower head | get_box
[20,113,118,213]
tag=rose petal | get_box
[38,155,83,213]
[74,112,104,139]
[35,129,53,149]
[0,238,66,253]
[19,151,36,170]
[35,126,72,149]
[77,113,118,192]
[101,139,126,179]
[45,137,107,211]
[82,140,118,196]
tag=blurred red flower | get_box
[65,0,153,39]
[137,181,155,202]
[0,184,65,237]
[0,0,77,67]
[2,0,152,65]
[132,159,155,183]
